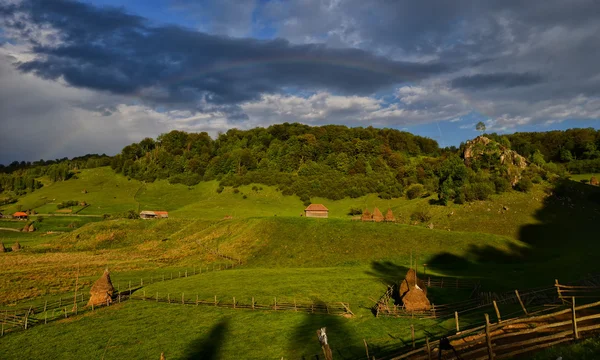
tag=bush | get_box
[36,216,44,223]
[242,194,248,199]
[515,177,533,192]
[216,186,224,194]
[493,177,512,194]
[406,184,425,200]
[410,207,432,223]
[462,182,494,201]
[233,188,240,194]
[347,207,363,216]
[532,175,543,184]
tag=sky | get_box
[0,0,599,164]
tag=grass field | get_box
[1,167,600,359]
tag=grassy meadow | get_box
[1,167,600,359]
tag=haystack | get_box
[385,208,395,222]
[11,242,21,251]
[361,209,372,222]
[402,288,431,311]
[87,269,115,306]
[0,242,6,253]
[591,176,599,186]
[399,268,427,299]
[372,207,384,222]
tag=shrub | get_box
[36,216,44,223]
[251,185,259,192]
[347,207,363,216]
[515,177,533,192]
[242,194,248,199]
[233,188,240,194]
[406,184,425,200]
[410,207,432,223]
[493,177,512,194]
[532,175,543,184]
[216,186,224,194]
[463,182,494,201]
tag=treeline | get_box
[485,128,600,173]
[0,154,112,195]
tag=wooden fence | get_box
[129,293,353,316]
[381,297,600,360]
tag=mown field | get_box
[1,168,599,359]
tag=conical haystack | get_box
[591,176,599,186]
[385,208,395,222]
[361,209,372,222]
[87,269,115,306]
[372,207,384,222]
[11,242,21,251]
[0,242,6,253]
[402,288,431,311]
[399,268,428,299]
[159,352,166,360]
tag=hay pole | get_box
[484,313,494,360]
[555,279,564,304]
[515,290,528,315]
[455,311,460,333]
[572,297,579,339]
[363,339,370,360]
[493,300,502,322]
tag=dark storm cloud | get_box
[451,73,545,90]
[0,0,455,110]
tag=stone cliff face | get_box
[463,136,528,185]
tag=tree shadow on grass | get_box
[424,179,600,290]
[287,299,361,360]
[182,318,229,360]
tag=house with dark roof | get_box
[304,204,329,218]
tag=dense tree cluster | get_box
[484,128,600,173]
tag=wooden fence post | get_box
[214,295,217,306]
[426,337,432,360]
[493,300,501,322]
[168,294,170,304]
[182,293,185,305]
[432,303,436,318]
[428,277,431,287]
[411,324,415,348]
[141,278,143,286]
[455,311,460,333]
[44,300,47,313]
[193,266,196,275]
[274,297,277,311]
[196,294,199,306]
[59,297,62,307]
[156,292,159,302]
[1,322,3,336]
[143,290,146,300]
[179,271,181,278]
[515,290,528,315]
[233,297,236,309]
[555,279,564,304]
[294,299,297,312]
[252,297,255,310]
[129,281,132,295]
[64,307,68,318]
[572,297,579,339]
[185,270,188,277]
[45,310,47,324]
[485,313,494,360]
[317,328,333,360]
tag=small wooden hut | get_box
[12,212,28,220]
[304,204,329,218]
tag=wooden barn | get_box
[139,210,169,219]
[304,204,329,218]
[12,212,28,220]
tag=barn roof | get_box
[154,211,168,215]
[305,204,328,211]
[13,212,28,217]
[140,211,156,215]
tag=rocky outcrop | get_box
[463,136,528,185]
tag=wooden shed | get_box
[140,211,169,219]
[304,204,329,218]
[13,212,28,220]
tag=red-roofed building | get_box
[304,204,329,218]
[139,210,169,219]
[13,212,28,220]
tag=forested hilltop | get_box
[2,124,600,205]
